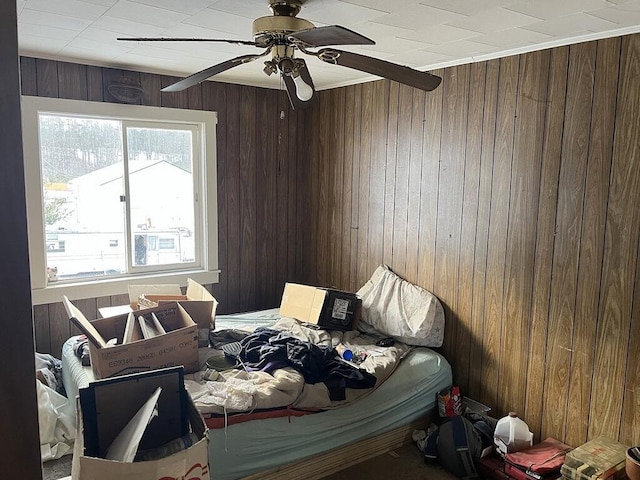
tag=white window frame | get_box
[21,96,219,305]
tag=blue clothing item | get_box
[237,327,376,400]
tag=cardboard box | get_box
[64,298,200,379]
[560,437,628,480]
[130,278,218,329]
[72,368,209,480]
[99,279,218,347]
[279,283,361,331]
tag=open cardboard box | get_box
[279,282,361,331]
[72,367,209,480]
[64,297,200,379]
[98,279,218,347]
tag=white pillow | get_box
[357,265,444,347]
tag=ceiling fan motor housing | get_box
[252,15,314,37]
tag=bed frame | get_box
[242,413,433,480]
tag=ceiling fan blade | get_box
[290,25,374,47]
[117,37,260,47]
[282,59,316,110]
[317,48,442,92]
[162,50,271,92]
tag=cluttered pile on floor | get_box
[414,393,640,480]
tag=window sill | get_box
[31,269,220,306]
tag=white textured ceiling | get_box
[16,0,640,91]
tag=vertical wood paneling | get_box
[356,82,373,287]
[20,57,37,96]
[326,89,342,287]
[160,75,188,108]
[591,33,640,440]
[255,88,276,307]
[48,302,69,358]
[330,88,346,287]
[239,87,257,311]
[340,87,354,289]
[297,104,312,284]
[382,81,399,268]
[285,95,299,284]
[348,84,363,292]
[469,60,499,400]
[276,93,292,293]
[435,64,470,378]
[524,46,568,439]
[311,94,335,285]
[57,62,87,100]
[500,49,550,419]
[187,83,203,110]
[303,33,639,447]
[203,82,229,309]
[36,59,59,97]
[86,66,103,102]
[566,37,619,447]
[140,72,162,107]
[391,85,413,276]
[298,97,322,283]
[225,84,242,313]
[542,42,597,441]
[405,87,425,283]
[457,61,486,395]
[417,69,444,294]
[623,235,640,444]
[481,55,518,409]
[33,304,50,353]
[366,81,388,281]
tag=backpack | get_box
[422,412,496,479]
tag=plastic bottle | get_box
[335,344,353,361]
[494,412,534,457]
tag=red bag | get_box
[505,437,573,474]
[436,385,462,417]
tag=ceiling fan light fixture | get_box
[263,61,277,76]
[292,72,313,101]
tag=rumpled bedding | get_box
[185,317,411,415]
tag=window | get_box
[22,97,219,305]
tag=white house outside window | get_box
[22,97,219,305]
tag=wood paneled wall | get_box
[303,34,640,446]
[22,57,309,357]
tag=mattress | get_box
[61,308,452,479]
[209,346,451,479]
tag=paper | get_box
[104,387,162,462]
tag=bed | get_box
[61,265,453,479]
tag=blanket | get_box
[185,317,411,414]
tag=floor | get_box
[42,454,71,480]
[323,443,456,480]
[42,442,456,480]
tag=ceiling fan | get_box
[118,0,442,109]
